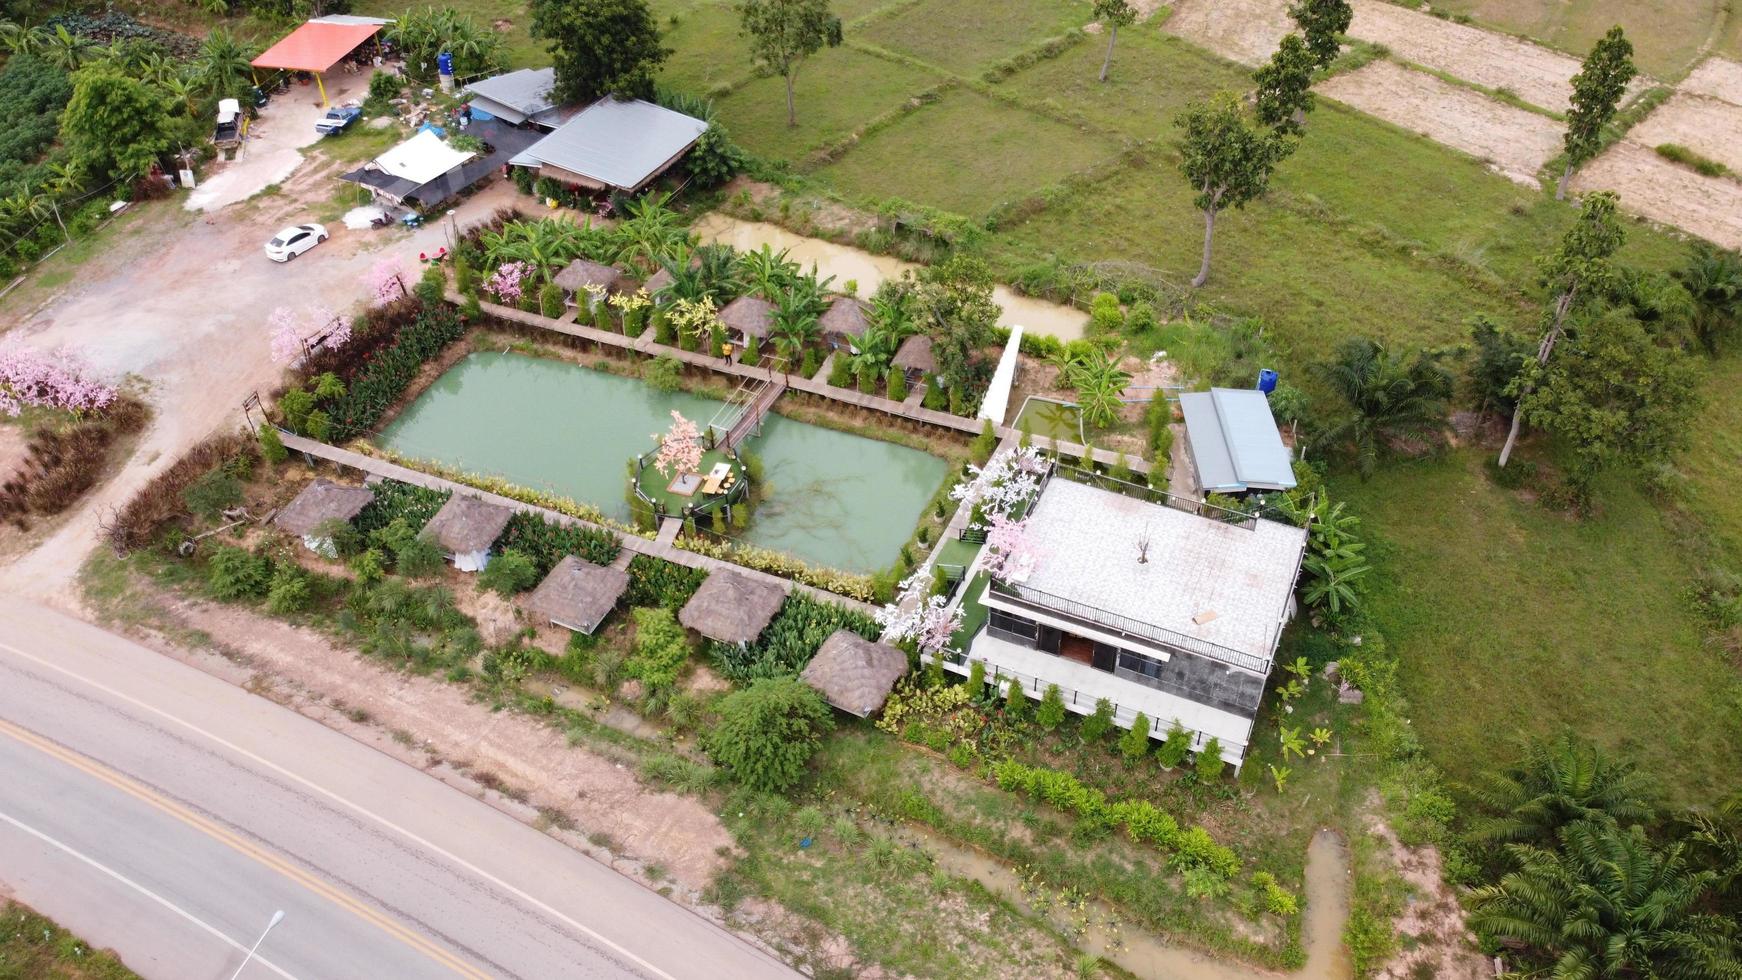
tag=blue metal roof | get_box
[1179,388,1296,493]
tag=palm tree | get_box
[1675,245,1742,355]
[1469,820,1738,979]
[1466,731,1656,846]
[195,29,258,100]
[1313,337,1454,478]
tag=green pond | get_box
[377,352,951,573]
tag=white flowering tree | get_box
[877,569,966,658]
[652,410,704,478]
[949,446,1047,518]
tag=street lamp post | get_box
[229,909,285,980]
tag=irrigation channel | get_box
[376,352,950,574]
[692,214,1090,342]
[906,825,1354,979]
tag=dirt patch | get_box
[1364,811,1488,980]
[1680,56,1742,105]
[1626,92,1742,173]
[1161,0,1293,67]
[0,426,26,487]
[148,590,737,894]
[1575,140,1742,249]
[1318,60,1562,186]
[1347,0,1586,110]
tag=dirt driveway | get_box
[0,170,523,600]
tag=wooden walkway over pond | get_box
[278,432,880,618]
[455,293,1152,477]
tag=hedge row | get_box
[326,304,466,438]
[499,511,619,576]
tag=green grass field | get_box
[1678,357,1742,558]
[714,46,946,163]
[856,0,1086,75]
[1423,0,1726,79]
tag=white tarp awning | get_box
[216,98,241,123]
[978,326,1023,425]
[371,129,472,185]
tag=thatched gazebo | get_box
[679,569,786,645]
[717,295,774,344]
[273,478,374,555]
[820,297,869,351]
[420,494,514,572]
[525,555,629,635]
[892,333,935,383]
[553,259,627,310]
[800,630,909,718]
[644,266,674,300]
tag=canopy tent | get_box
[250,20,382,104]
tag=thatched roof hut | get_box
[525,555,629,634]
[679,569,786,644]
[892,334,936,375]
[273,479,375,537]
[421,494,513,555]
[553,259,627,296]
[718,295,774,341]
[800,630,908,717]
[644,266,674,296]
[820,297,869,344]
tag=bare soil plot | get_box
[1680,56,1742,106]
[1347,0,1583,110]
[1317,61,1562,186]
[1627,92,1742,173]
[1160,0,1293,67]
[1574,140,1742,249]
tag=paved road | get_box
[0,597,796,980]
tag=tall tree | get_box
[1254,33,1317,135]
[1518,306,1699,498]
[59,66,172,182]
[904,255,1000,385]
[1175,93,1289,288]
[1092,0,1136,83]
[1288,0,1351,69]
[1312,337,1454,478]
[1558,26,1635,200]
[738,0,842,128]
[1498,191,1626,466]
[1675,244,1742,355]
[1470,820,1739,979]
[1465,731,1656,847]
[530,0,670,104]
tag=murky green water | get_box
[378,352,949,573]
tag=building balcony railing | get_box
[986,577,1274,676]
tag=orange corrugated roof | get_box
[250,21,381,74]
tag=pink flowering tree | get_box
[307,307,352,351]
[362,257,409,305]
[652,410,703,478]
[268,306,303,364]
[876,569,965,658]
[269,307,353,365]
[487,261,530,305]
[980,511,1042,582]
[0,342,116,417]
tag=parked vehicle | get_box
[213,98,244,147]
[264,223,328,263]
[315,106,362,136]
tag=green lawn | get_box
[713,46,946,164]
[857,0,1087,75]
[1338,449,1742,807]
[1424,0,1723,79]
[658,1,753,96]
[817,88,1122,217]
[1677,355,1742,558]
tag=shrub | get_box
[827,354,852,387]
[304,409,332,442]
[625,555,706,609]
[109,432,253,553]
[710,593,880,683]
[395,533,447,578]
[258,425,288,464]
[1126,300,1158,334]
[1156,722,1192,768]
[1037,683,1066,730]
[886,368,908,402]
[627,607,690,690]
[971,419,996,462]
[350,547,387,585]
[182,468,242,520]
[539,282,564,318]
[1119,712,1152,761]
[856,363,876,394]
[948,385,965,415]
[1003,678,1026,721]
[207,545,272,600]
[922,374,945,410]
[1089,292,1124,335]
[265,562,313,614]
[498,512,619,575]
[325,305,466,438]
[705,677,833,793]
[966,660,986,699]
[740,335,760,364]
[353,480,449,537]
[478,547,537,595]
[1080,697,1114,741]
[1148,389,1173,460]
[414,263,446,305]
[644,355,682,392]
[1195,737,1225,781]
[1252,871,1299,917]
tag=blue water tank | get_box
[1257,368,1278,394]
[437,51,454,76]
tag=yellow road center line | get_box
[0,718,490,980]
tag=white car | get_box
[264,223,328,262]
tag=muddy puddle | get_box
[902,825,1352,979]
[691,214,1088,341]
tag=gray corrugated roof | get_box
[1179,388,1296,493]
[512,97,707,191]
[464,68,558,126]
